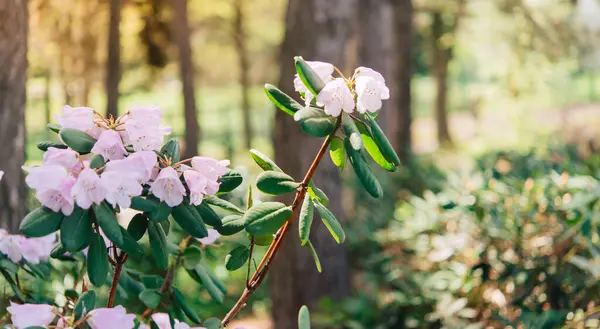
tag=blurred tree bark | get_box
[233,0,252,150]
[357,0,413,161]
[431,10,452,146]
[270,0,354,327]
[106,0,121,118]
[171,0,200,158]
[0,0,27,232]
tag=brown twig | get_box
[221,117,342,326]
[107,250,128,308]
[140,235,193,319]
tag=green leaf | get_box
[74,290,96,321]
[88,233,109,286]
[355,120,396,171]
[147,221,169,269]
[249,149,282,172]
[161,140,181,163]
[195,263,224,303]
[203,317,222,329]
[341,113,362,151]
[172,204,208,238]
[294,107,335,137]
[159,219,171,236]
[118,227,145,257]
[264,84,303,117]
[244,202,293,236]
[299,194,314,246]
[183,245,203,270]
[37,141,67,152]
[256,171,300,195]
[298,305,311,329]
[47,123,61,133]
[195,203,222,228]
[147,201,171,222]
[139,289,162,309]
[246,185,253,209]
[308,181,329,207]
[130,197,159,213]
[0,269,25,301]
[93,202,123,246]
[345,138,383,198]
[314,200,345,244]
[89,154,105,169]
[204,195,244,214]
[217,169,243,194]
[252,234,274,246]
[19,207,63,237]
[295,56,326,96]
[141,274,165,289]
[365,114,401,166]
[305,240,322,273]
[127,213,148,241]
[60,207,92,252]
[59,128,97,154]
[173,288,202,324]
[217,215,245,236]
[329,137,346,168]
[225,245,250,271]
[50,243,68,259]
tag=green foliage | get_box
[345,138,383,198]
[93,202,123,245]
[89,154,106,169]
[204,195,244,214]
[298,305,311,329]
[256,171,299,195]
[217,215,245,236]
[59,128,97,154]
[217,169,244,194]
[355,119,395,172]
[74,290,96,320]
[224,245,250,271]
[294,57,326,96]
[365,114,401,167]
[60,208,92,252]
[195,203,223,229]
[19,207,63,237]
[249,148,282,172]
[299,194,314,245]
[313,200,345,244]
[294,107,336,138]
[328,137,346,168]
[341,114,362,151]
[160,140,181,163]
[37,141,67,152]
[171,204,209,239]
[244,202,292,236]
[264,84,303,117]
[147,221,169,270]
[87,234,109,286]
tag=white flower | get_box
[151,313,205,329]
[315,78,355,117]
[72,168,106,209]
[0,230,23,263]
[23,165,76,215]
[91,130,128,161]
[101,171,143,209]
[0,170,5,181]
[7,302,55,329]
[54,105,96,132]
[19,234,56,264]
[294,60,334,105]
[197,228,220,245]
[105,151,157,184]
[190,157,230,194]
[87,305,136,329]
[354,67,389,113]
[183,170,208,206]
[43,147,82,172]
[150,167,186,207]
[121,106,171,151]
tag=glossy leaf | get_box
[314,200,345,244]
[173,288,202,324]
[341,113,362,151]
[299,194,314,246]
[195,263,224,303]
[355,120,395,171]
[89,154,105,169]
[298,305,311,329]
[127,213,148,241]
[172,204,208,238]
[308,181,329,207]
[60,207,92,252]
[306,240,322,273]
[217,215,245,236]
[74,290,96,321]
[264,84,303,116]
[256,171,300,195]
[203,317,222,329]
[20,207,63,237]
[93,202,123,246]
[130,197,159,213]
[252,234,274,246]
[88,234,109,286]
[118,227,144,257]
[294,106,335,137]
[244,202,292,236]
[195,202,222,228]
[37,141,67,152]
[329,136,346,168]
[249,148,282,171]
[59,128,97,154]
[225,245,250,271]
[147,221,169,269]
[345,138,383,198]
[147,201,171,222]
[183,245,203,270]
[139,289,162,309]
[295,56,326,96]
[204,195,244,214]
[47,123,61,133]
[217,169,243,194]
[160,139,181,163]
[366,114,401,166]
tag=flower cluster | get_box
[23,106,229,215]
[0,230,55,263]
[293,61,390,117]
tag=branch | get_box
[106,249,128,308]
[221,117,342,326]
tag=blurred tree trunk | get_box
[0,0,27,232]
[357,0,413,160]
[106,0,121,118]
[270,0,354,327]
[171,0,200,158]
[431,11,452,146]
[233,0,252,149]
[45,70,52,138]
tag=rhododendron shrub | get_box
[0,58,397,329]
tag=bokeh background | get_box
[2,0,600,328]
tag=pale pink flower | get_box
[315,78,355,117]
[72,168,106,209]
[43,147,82,172]
[183,170,208,206]
[23,165,76,215]
[294,60,335,105]
[137,324,151,329]
[121,106,171,151]
[150,167,186,207]
[54,105,96,132]
[151,313,204,329]
[190,157,230,194]
[101,171,143,209]
[106,151,157,183]
[354,67,389,114]
[0,230,23,262]
[19,234,55,264]
[57,317,73,329]
[7,301,55,329]
[197,228,220,245]
[91,130,128,161]
[87,305,135,329]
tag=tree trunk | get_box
[0,0,27,232]
[45,70,52,139]
[172,0,200,159]
[357,0,413,161]
[106,0,121,118]
[233,0,252,150]
[270,0,355,327]
[432,11,453,146]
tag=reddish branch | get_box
[107,247,128,308]
[221,118,342,326]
